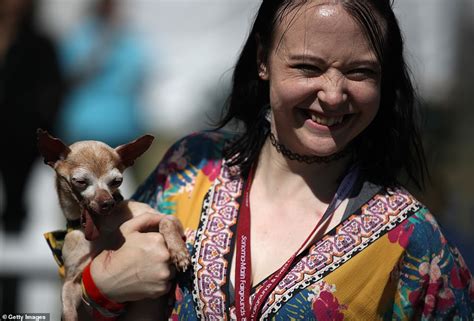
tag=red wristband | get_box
[82,262,126,312]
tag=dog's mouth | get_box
[81,193,124,241]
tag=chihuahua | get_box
[37,129,190,321]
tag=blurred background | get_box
[0,0,472,317]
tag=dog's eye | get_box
[110,177,123,188]
[72,178,88,188]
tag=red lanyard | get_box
[234,165,358,320]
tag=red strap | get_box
[82,262,126,312]
[235,167,253,320]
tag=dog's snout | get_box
[100,199,115,212]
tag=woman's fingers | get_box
[119,212,164,235]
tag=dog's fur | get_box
[37,129,190,321]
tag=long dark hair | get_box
[217,0,428,188]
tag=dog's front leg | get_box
[62,277,83,321]
[159,216,190,272]
[62,230,92,321]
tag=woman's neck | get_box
[254,138,351,204]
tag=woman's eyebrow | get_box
[287,54,379,69]
[287,54,327,64]
[346,59,381,71]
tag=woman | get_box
[56,0,147,147]
[64,0,474,319]
[0,0,62,233]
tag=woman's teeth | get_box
[310,113,344,126]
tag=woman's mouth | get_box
[309,112,344,126]
[303,110,350,128]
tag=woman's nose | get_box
[317,73,347,108]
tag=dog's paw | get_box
[171,251,191,272]
[170,248,191,272]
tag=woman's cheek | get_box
[349,83,381,110]
[270,78,317,111]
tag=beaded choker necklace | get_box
[268,132,350,164]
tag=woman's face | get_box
[260,3,381,157]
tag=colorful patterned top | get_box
[131,131,474,320]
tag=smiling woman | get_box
[221,0,424,189]
[260,3,382,158]
[47,0,474,320]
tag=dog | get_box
[37,129,190,321]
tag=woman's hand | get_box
[90,212,176,303]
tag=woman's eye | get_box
[294,64,322,76]
[110,177,123,187]
[346,68,379,81]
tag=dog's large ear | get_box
[37,129,71,167]
[116,134,154,168]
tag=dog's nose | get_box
[100,199,115,212]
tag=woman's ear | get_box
[256,34,269,80]
[258,62,269,80]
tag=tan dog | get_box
[37,129,190,321]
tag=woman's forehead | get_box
[277,1,347,27]
[277,0,345,16]
[273,3,370,53]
